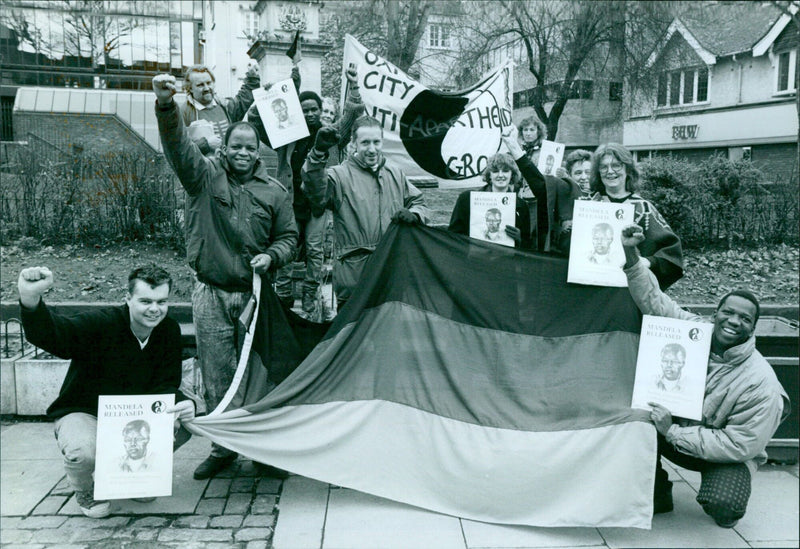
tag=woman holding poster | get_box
[449,152,534,249]
[589,143,684,289]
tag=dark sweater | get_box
[20,300,186,419]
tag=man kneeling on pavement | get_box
[621,224,790,528]
[18,265,195,518]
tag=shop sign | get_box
[672,125,698,139]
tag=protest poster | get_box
[469,192,516,247]
[567,200,634,287]
[342,34,513,189]
[94,394,174,500]
[252,78,309,148]
[631,315,712,420]
[537,140,565,176]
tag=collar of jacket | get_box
[351,153,386,174]
[218,155,279,188]
[710,335,756,367]
[186,94,220,111]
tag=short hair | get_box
[590,143,640,196]
[184,65,215,92]
[481,153,523,190]
[223,120,259,145]
[661,343,686,361]
[565,149,592,174]
[717,290,761,324]
[298,90,322,108]
[128,265,172,294]
[485,208,502,219]
[271,98,287,107]
[517,116,547,149]
[123,419,150,436]
[351,115,383,140]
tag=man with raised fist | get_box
[301,115,430,311]
[153,72,297,480]
[18,265,193,518]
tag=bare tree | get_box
[319,0,435,99]
[455,0,675,139]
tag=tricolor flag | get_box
[188,224,657,528]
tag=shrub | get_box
[639,154,799,249]
[0,148,184,248]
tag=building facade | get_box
[1,0,204,157]
[623,2,798,181]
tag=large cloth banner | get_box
[341,34,514,189]
[188,225,657,528]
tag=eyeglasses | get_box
[598,162,624,174]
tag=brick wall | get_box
[752,142,799,183]
[13,112,155,156]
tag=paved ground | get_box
[1,421,798,548]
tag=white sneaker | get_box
[74,490,111,518]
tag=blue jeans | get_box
[192,281,271,458]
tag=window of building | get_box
[428,23,450,49]
[242,11,258,38]
[609,81,623,101]
[657,67,709,107]
[776,50,797,93]
[1,96,14,141]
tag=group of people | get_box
[16,58,789,529]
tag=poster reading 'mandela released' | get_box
[631,315,713,421]
[469,191,516,248]
[94,394,175,500]
[253,77,309,149]
[568,200,634,287]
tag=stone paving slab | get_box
[322,488,465,549]
[271,476,328,549]
[598,482,750,548]
[0,423,60,461]
[460,519,605,548]
[733,469,799,543]
[1,459,64,516]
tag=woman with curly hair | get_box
[589,143,684,289]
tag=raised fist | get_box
[621,223,645,248]
[18,266,54,308]
[152,74,177,104]
[314,126,340,152]
[245,59,260,80]
[346,63,358,86]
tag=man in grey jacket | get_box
[621,224,789,528]
[301,115,430,311]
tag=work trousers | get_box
[275,212,328,300]
[657,434,751,524]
